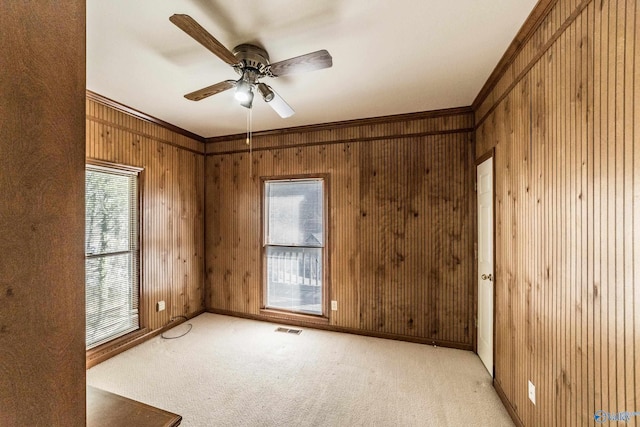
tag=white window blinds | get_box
[85,165,140,349]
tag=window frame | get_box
[85,159,145,351]
[260,174,330,322]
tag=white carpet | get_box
[87,313,514,426]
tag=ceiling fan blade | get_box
[184,80,236,101]
[268,50,332,77]
[169,14,240,66]
[262,85,295,118]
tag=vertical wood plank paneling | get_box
[593,0,605,416]
[634,1,640,417]
[628,2,638,413]
[531,57,544,427]
[475,0,639,425]
[576,9,588,424]
[86,97,205,331]
[602,0,613,414]
[205,111,475,348]
[614,0,625,413]
[557,25,567,427]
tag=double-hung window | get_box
[264,178,325,316]
[85,163,141,349]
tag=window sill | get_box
[259,309,330,325]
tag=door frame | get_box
[475,148,496,376]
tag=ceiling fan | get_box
[169,14,333,118]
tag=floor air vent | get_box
[275,327,302,335]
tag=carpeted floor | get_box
[87,313,514,426]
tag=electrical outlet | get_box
[528,380,536,405]
[331,300,338,311]
[156,300,166,312]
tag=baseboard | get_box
[206,308,473,351]
[86,309,206,369]
[87,308,473,368]
[493,378,524,427]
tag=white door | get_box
[477,157,494,376]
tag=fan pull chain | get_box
[246,106,253,178]
[246,105,250,146]
[249,107,253,178]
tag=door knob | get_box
[481,273,493,281]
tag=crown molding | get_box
[206,106,473,144]
[472,0,558,110]
[86,90,206,143]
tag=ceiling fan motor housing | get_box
[233,44,270,76]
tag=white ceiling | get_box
[87,1,538,139]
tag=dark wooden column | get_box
[0,2,86,425]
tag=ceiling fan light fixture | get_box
[239,89,254,109]
[267,89,294,118]
[257,83,275,102]
[234,80,253,103]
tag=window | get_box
[85,164,140,349]
[264,178,325,316]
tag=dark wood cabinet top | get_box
[87,385,181,427]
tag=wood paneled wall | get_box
[86,96,206,332]
[0,2,86,425]
[205,109,477,348]
[475,0,639,425]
